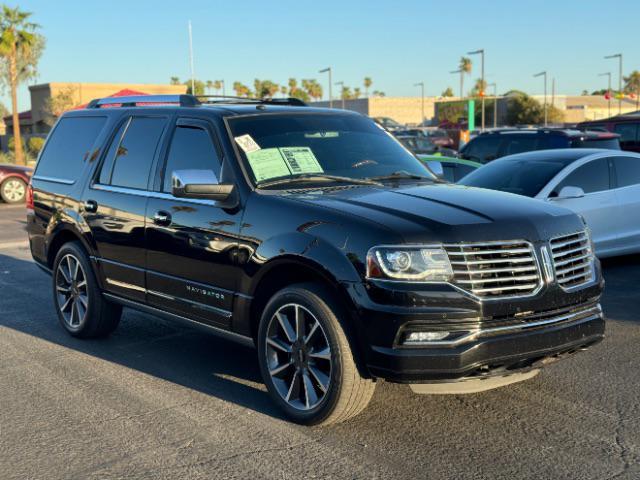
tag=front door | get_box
[145,117,242,327]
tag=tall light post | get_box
[450,68,463,99]
[188,21,195,95]
[335,81,345,109]
[319,67,333,108]
[599,72,612,118]
[534,71,548,126]
[414,82,425,124]
[605,53,623,114]
[487,82,497,128]
[468,49,485,130]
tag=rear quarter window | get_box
[35,116,107,181]
[572,137,620,150]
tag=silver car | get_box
[459,148,640,258]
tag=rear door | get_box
[613,122,640,153]
[611,155,640,253]
[85,114,169,301]
[547,157,618,255]
[145,117,242,328]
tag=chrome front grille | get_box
[444,241,541,298]
[550,231,594,289]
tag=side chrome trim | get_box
[404,304,603,347]
[91,183,217,206]
[103,293,254,348]
[32,175,75,185]
[105,278,146,293]
[147,289,232,319]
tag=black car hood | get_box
[284,182,583,243]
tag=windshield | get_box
[228,113,434,186]
[459,158,567,197]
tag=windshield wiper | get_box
[257,173,382,189]
[366,170,445,183]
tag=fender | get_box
[45,208,97,263]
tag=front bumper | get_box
[366,303,604,383]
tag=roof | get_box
[496,148,616,164]
[3,110,32,123]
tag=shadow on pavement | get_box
[0,253,285,422]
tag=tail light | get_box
[26,182,34,211]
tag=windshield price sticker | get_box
[279,147,323,175]
[235,134,261,153]
[246,148,291,182]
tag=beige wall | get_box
[310,96,444,124]
[29,82,188,124]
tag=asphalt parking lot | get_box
[0,203,638,480]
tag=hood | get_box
[284,182,583,244]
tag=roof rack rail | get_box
[196,95,307,107]
[86,94,201,108]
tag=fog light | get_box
[404,331,450,343]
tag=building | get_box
[309,96,445,125]
[5,82,188,135]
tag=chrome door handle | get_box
[153,211,172,226]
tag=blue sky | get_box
[6,0,639,110]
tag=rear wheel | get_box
[0,177,27,204]
[53,242,122,338]
[257,283,375,425]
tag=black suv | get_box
[460,128,620,163]
[27,95,605,425]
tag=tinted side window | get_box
[502,135,538,155]
[463,136,502,162]
[110,117,167,190]
[36,116,107,180]
[98,119,129,185]
[556,158,610,194]
[613,156,640,188]
[162,125,221,192]
[614,123,639,148]
[538,135,570,150]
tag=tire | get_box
[52,241,122,338]
[0,177,27,204]
[257,283,375,425]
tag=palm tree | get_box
[353,87,361,99]
[170,76,180,85]
[213,80,222,95]
[458,56,472,98]
[363,77,372,97]
[0,6,39,165]
[280,85,288,98]
[205,80,213,94]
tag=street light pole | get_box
[319,67,333,108]
[605,53,623,114]
[534,71,548,126]
[450,69,462,99]
[468,49,485,130]
[599,72,612,118]
[487,82,497,128]
[414,82,425,124]
[335,81,345,109]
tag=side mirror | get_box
[555,185,585,199]
[172,169,234,201]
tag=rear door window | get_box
[105,117,168,190]
[614,123,639,149]
[572,137,620,150]
[463,136,502,162]
[501,135,539,156]
[36,116,107,181]
[161,124,222,192]
[555,158,610,194]
[612,156,640,188]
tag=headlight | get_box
[366,245,453,282]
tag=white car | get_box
[459,148,640,258]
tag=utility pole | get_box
[319,67,333,108]
[599,72,612,118]
[534,71,548,126]
[450,69,462,99]
[335,81,345,109]
[414,82,425,124]
[487,82,497,128]
[188,21,195,95]
[468,49,485,130]
[551,77,555,109]
[605,53,623,114]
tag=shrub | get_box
[27,136,45,156]
[7,136,26,153]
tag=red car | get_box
[0,164,33,204]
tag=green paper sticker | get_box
[279,147,323,175]
[246,148,291,182]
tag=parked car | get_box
[578,113,640,153]
[459,128,620,163]
[459,148,640,257]
[28,95,604,425]
[0,163,33,204]
[395,134,440,155]
[417,154,481,182]
[395,127,456,150]
[372,116,404,131]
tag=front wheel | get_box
[257,283,375,425]
[0,177,27,203]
